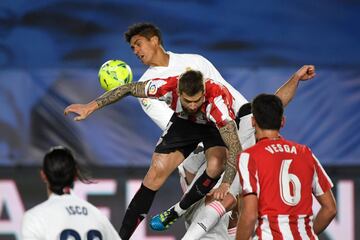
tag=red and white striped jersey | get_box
[144,76,236,128]
[138,52,248,131]
[237,137,333,240]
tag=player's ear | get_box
[280,116,285,128]
[251,116,256,127]
[150,36,159,46]
[40,170,48,184]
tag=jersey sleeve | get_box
[208,91,235,128]
[238,152,258,196]
[138,98,174,131]
[144,77,177,99]
[308,148,334,196]
[21,211,43,240]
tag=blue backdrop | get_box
[0,0,359,166]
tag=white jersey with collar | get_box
[138,52,248,131]
[21,193,121,240]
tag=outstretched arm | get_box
[275,65,315,107]
[95,81,147,107]
[64,81,148,121]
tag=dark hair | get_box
[124,22,163,45]
[42,146,90,195]
[252,94,283,130]
[178,70,204,96]
[235,102,252,127]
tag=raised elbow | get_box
[328,206,337,220]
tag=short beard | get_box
[183,108,200,115]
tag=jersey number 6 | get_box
[279,159,301,206]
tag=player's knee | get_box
[222,193,237,211]
[206,159,224,178]
[145,159,170,184]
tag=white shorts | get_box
[229,113,255,198]
[237,113,256,151]
[229,173,242,198]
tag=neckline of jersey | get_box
[257,136,282,142]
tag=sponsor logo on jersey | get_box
[148,80,167,96]
[197,222,208,232]
[149,84,157,95]
[141,98,151,108]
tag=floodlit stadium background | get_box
[0,1,359,239]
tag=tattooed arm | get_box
[95,81,147,108]
[211,120,243,200]
[219,120,243,184]
[64,81,148,121]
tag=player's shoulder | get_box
[237,145,258,167]
[26,197,52,212]
[281,138,312,154]
[239,147,258,163]
[170,51,205,60]
[139,68,155,82]
[205,78,221,87]
[23,197,54,222]
[204,79,225,94]
[170,52,209,66]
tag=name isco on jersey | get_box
[265,144,297,155]
[65,205,88,216]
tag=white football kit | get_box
[181,163,234,240]
[21,193,121,240]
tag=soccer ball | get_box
[98,60,133,91]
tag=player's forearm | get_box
[274,73,300,108]
[235,215,256,240]
[95,82,147,108]
[219,121,242,184]
[313,206,337,234]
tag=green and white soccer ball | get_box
[98,60,133,91]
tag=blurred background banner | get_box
[0,166,359,240]
[1,0,360,239]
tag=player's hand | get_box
[295,65,316,81]
[64,102,96,121]
[207,183,230,200]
